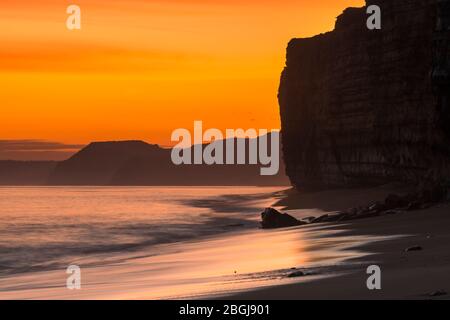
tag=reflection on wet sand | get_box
[0,222,388,300]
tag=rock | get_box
[379,210,401,216]
[279,0,450,190]
[405,246,423,252]
[420,203,433,210]
[287,271,305,278]
[406,201,423,211]
[301,216,316,223]
[293,187,443,226]
[353,210,380,220]
[385,194,409,209]
[429,290,447,297]
[311,212,348,223]
[368,202,386,213]
[382,187,447,213]
[260,207,305,229]
[420,185,447,203]
[337,207,359,221]
[337,214,353,222]
[311,214,329,223]
[328,212,348,221]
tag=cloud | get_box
[0,44,192,73]
[0,140,84,161]
[0,140,83,151]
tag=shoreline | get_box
[227,186,450,300]
[1,185,449,299]
[0,186,286,278]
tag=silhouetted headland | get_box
[1,138,289,186]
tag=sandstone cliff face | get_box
[279,0,450,190]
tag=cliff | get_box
[279,0,450,190]
[47,140,289,186]
[47,141,165,185]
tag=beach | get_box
[231,185,450,300]
[0,185,449,299]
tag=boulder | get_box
[405,245,423,252]
[260,207,305,229]
[287,271,305,278]
[311,212,348,223]
[379,210,402,216]
[420,185,447,203]
[385,194,410,209]
[368,202,387,213]
[353,210,380,220]
[429,290,447,297]
[324,212,348,222]
[311,214,329,223]
[406,201,423,211]
[301,216,316,223]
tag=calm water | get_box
[0,186,285,276]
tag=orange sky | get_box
[0,0,364,156]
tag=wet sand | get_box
[229,185,450,300]
[0,219,381,299]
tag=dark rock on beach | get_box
[310,214,329,224]
[405,246,423,252]
[429,290,447,297]
[379,210,402,216]
[385,194,410,209]
[352,210,380,220]
[406,201,424,211]
[311,212,347,223]
[301,216,316,223]
[287,271,305,278]
[306,185,448,225]
[260,207,305,229]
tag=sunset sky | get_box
[0,0,364,160]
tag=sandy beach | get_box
[230,185,450,300]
